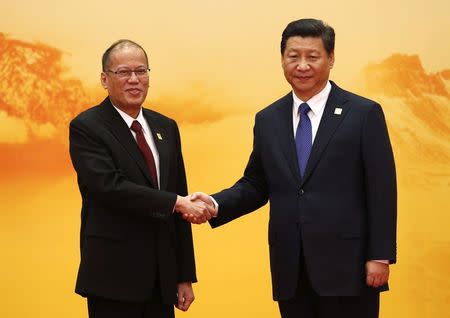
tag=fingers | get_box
[190,201,210,223]
[182,212,202,224]
[176,291,184,310]
[365,261,389,287]
[181,198,214,224]
[175,196,213,224]
[189,192,217,218]
[366,274,374,287]
[190,192,213,206]
[183,214,203,224]
[181,292,194,311]
[176,283,195,311]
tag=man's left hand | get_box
[176,282,195,311]
[365,260,389,288]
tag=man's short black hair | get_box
[281,18,335,55]
[102,39,149,71]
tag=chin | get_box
[294,84,313,92]
[127,98,145,106]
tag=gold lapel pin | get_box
[334,107,342,115]
[156,133,163,140]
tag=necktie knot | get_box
[130,120,143,133]
[299,103,310,116]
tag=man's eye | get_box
[135,70,147,76]
[117,70,130,76]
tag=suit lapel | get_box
[301,82,350,185]
[143,110,170,191]
[274,93,302,184]
[98,98,154,186]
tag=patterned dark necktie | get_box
[295,103,312,177]
[130,120,158,187]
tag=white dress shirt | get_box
[112,105,160,189]
[292,81,331,141]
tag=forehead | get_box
[284,36,326,52]
[108,46,148,67]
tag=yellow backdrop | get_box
[1,0,449,317]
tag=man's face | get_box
[281,36,334,101]
[101,46,149,111]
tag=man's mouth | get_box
[295,76,313,82]
[126,88,142,95]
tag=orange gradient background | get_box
[1,1,449,317]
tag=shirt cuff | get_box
[209,196,219,217]
[373,260,389,264]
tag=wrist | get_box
[175,195,187,213]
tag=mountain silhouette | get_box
[356,54,450,186]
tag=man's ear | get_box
[100,72,108,89]
[329,51,335,69]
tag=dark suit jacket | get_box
[69,97,196,304]
[210,82,397,301]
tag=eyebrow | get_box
[115,65,148,69]
[295,47,321,51]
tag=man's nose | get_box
[296,60,310,71]
[128,72,140,82]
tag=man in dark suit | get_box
[191,19,397,317]
[69,39,212,318]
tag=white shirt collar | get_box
[112,104,148,134]
[292,81,332,116]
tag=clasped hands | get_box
[175,192,216,224]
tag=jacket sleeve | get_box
[361,103,397,263]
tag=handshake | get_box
[175,192,217,224]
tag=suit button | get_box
[299,189,305,195]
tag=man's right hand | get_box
[184,192,217,224]
[175,195,213,224]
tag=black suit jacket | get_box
[69,97,196,304]
[210,82,397,300]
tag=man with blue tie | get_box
[191,19,397,317]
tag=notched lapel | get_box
[144,112,170,191]
[301,86,350,185]
[275,94,301,184]
[99,99,154,187]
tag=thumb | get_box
[177,291,185,310]
[190,192,202,201]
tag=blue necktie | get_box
[295,103,312,177]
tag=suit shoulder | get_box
[143,107,177,126]
[70,104,102,125]
[339,87,380,109]
[256,92,292,119]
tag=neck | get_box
[294,82,328,102]
[112,102,141,118]
[122,108,140,119]
[294,92,314,102]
